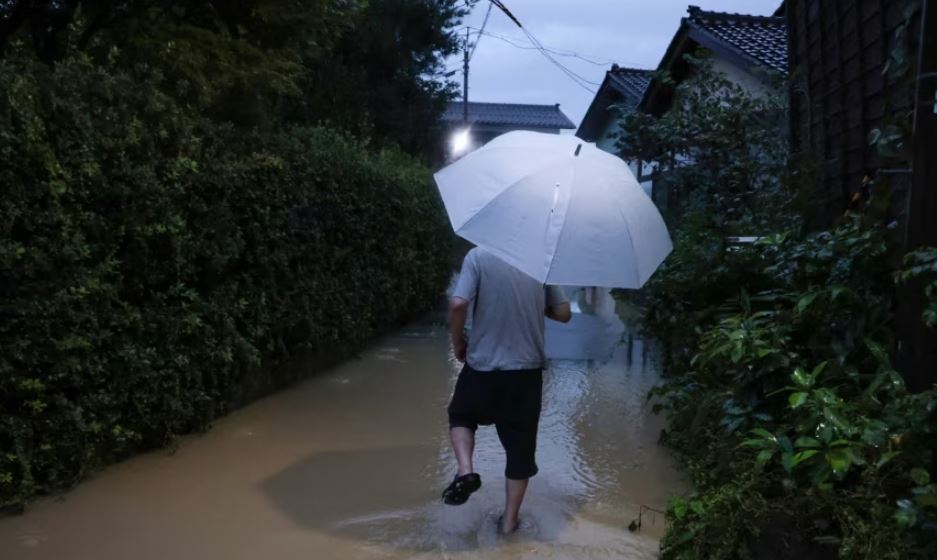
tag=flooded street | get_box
[0,290,685,560]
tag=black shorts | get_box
[447,364,543,480]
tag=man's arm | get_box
[546,302,572,323]
[449,297,470,361]
[545,285,572,323]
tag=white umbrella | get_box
[434,130,672,289]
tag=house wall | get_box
[787,0,932,390]
[595,118,622,152]
[469,124,561,145]
[591,118,653,197]
[787,0,921,225]
[710,55,774,98]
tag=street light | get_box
[451,128,471,156]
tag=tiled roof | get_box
[442,102,576,129]
[576,65,653,141]
[686,5,788,74]
[606,66,654,111]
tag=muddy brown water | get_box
[0,289,686,560]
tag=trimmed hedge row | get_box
[0,53,452,508]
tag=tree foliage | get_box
[1,0,463,509]
[297,0,472,155]
[616,53,792,233]
[619,57,937,558]
[0,0,472,156]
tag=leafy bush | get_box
[898,248,937,327]
[0,49,452,509]
[619,47,937,560]
[617,53,792,232]
[650,218,937,559]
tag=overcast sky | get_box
[445,1,782,128]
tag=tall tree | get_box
[296,0,475,157]
[1,0,472,155]
[0,1,355,114]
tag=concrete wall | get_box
[469,124,561,145]
[710,55,773,98]
[443,124,570,163]
[595,117,622,152]
[593,113,654,197]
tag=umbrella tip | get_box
[574,144,582,157]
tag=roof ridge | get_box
[686,5,784,25]
[442,101,575,129]
[609,64,654,74]
[449,100,562,107]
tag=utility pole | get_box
[462,27,470,124]
[460,1,521,126]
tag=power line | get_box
[469,27,632,68]
[488,0,523,29]
[521,28,600,84]
[522,28,599,93]
[459,1,600,94]
[479,0,598,93]
[468,3,493,63]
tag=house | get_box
[639,6,788,209]
[441,101,575,157]
[784,0,936,389]
[641,5,788,116]
[576,66,655,195]
[577,6,788,206]
[576,65,654,152]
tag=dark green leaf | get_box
[689,500,706,515]
[827,449,852,476]
[750,428,776,441]
[876,451,901,470]
[894,500,918,528]
[782,452,794,473]
[794,437,821,449]
[789,392,808,409]
[795,292,818,314]
[792,368,812,389]
[756,449,775,466]
[910,468,931,486]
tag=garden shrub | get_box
[617,53,937,559]
[650,218,937,559]
[0,49,452,509]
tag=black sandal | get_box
[441,473,481,505]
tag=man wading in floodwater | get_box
[442,247,571,534]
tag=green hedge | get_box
[0,53,452,509]
[642,215,937,558]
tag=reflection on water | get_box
[0,289,685,560]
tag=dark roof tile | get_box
[607,66,654,103]
[442,102,576,129]
[686,6,788,74]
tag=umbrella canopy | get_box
[434,131,672,289]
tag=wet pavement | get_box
[0,289,685,560]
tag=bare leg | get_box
[502,478,529,533]
[449,427,475,476]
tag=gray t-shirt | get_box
[452,248,568,371]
